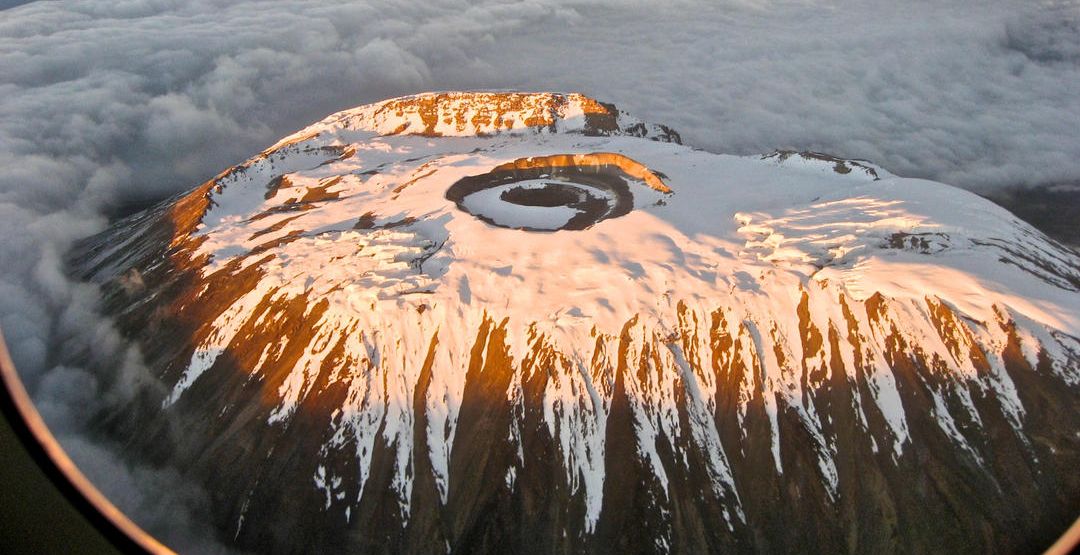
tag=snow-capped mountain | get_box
[71,92,1080,554]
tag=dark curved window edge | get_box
[0,328,172,555]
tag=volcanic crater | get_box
[445,152,670,231]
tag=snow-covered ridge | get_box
[267,91,681,151]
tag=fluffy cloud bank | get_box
[1,0,1078,550]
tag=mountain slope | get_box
[70,92,1080,554]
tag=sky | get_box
[1,0,1078,551]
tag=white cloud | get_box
[0,0,1077,550]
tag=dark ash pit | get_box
[500,183,584,207]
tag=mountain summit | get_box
[73,92,1080,553]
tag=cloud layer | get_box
[1,0,1078,550]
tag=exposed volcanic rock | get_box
[762,150,881,180]
[69,92,1080,554]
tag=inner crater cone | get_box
[446,152,670,231]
